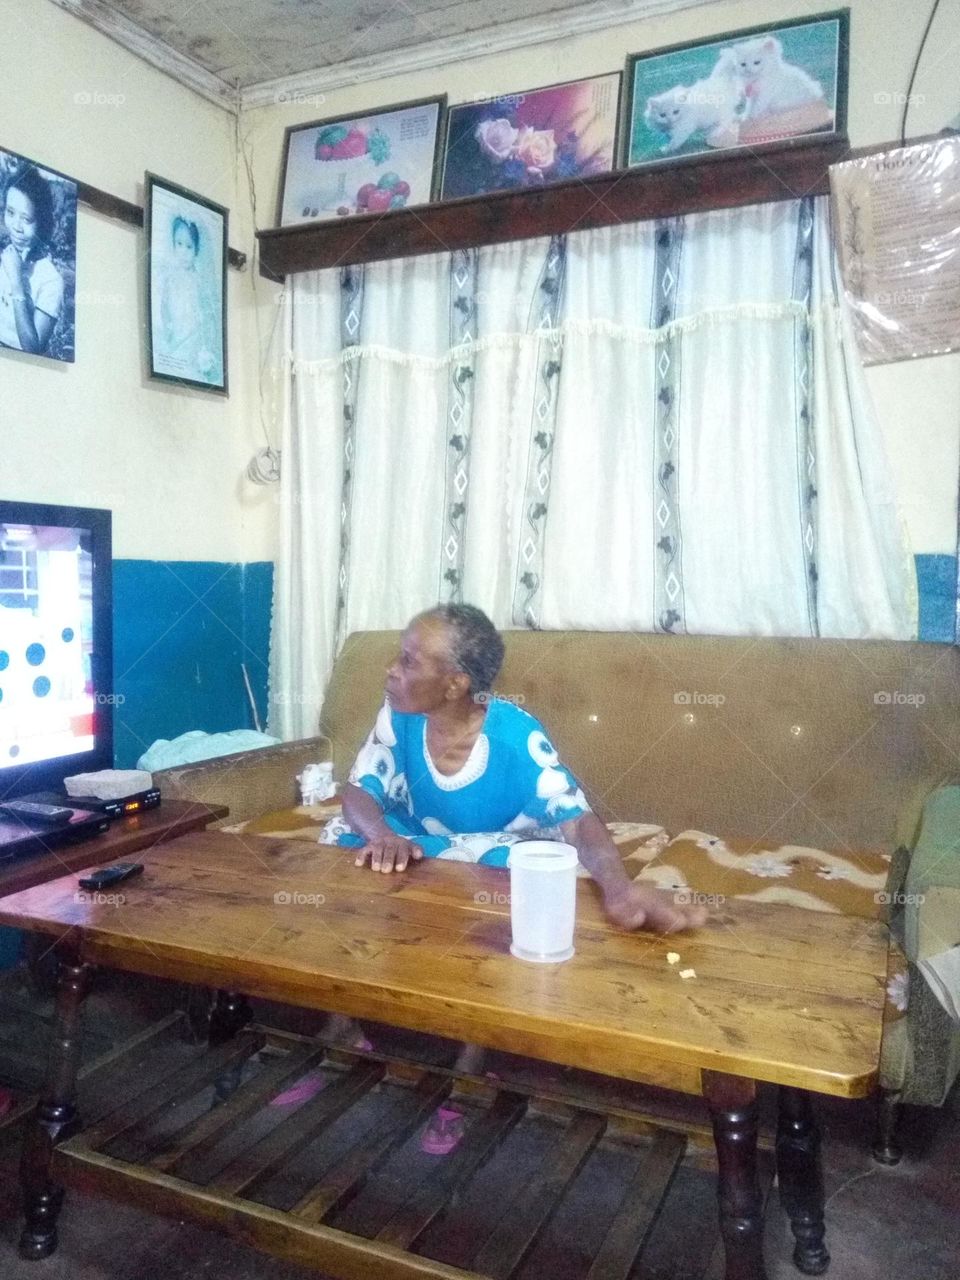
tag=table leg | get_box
[19,948,91,1260]
[208,989,253,1044]
[209,989,254,1103]
[776,1087,830,1275]
[703,1070,768,1280]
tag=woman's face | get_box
[3,188,38,252]
[173,225,196,268]
[385,617,461,714]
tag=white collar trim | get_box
[422,722,489,791]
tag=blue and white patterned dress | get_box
[324,698,591,866]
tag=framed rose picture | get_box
[277,96,445,226]
[146,173,228,394]
[439,72,622,200]
[624,10,849,169]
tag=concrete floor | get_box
[0,970,958,1280]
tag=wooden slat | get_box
[78,1011,186,1082]
[210,1059,385,1197]
[471,1111,607,1280]
[293,1072,452,1222]
[52,1144,486,1280]
[376,1090,528,1250]
[81,1029,264,1149]
[1,1013,186,1147]
[149,1042,329,1174]
[585,1130,686,1280]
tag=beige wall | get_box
[1,0,273,562]
[243,0,960,555]
[4,0,957,564]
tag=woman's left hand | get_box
[602,881,708,934]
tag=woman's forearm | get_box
[11,294,41,353]
[341,782,394,842]
[561,811,634,898]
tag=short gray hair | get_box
[424,604,504,696]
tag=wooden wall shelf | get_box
[256,136,851,281]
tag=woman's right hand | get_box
[1,244,25,292]
[354,836,423,874]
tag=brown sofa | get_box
[155,629,960,1156]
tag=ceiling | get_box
[55,0,713,109]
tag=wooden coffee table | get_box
[0,830,888,1280]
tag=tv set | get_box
[0,500,113,800]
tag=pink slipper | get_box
[420,1104,465,1156]
[270,1072,326,1107]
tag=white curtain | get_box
[268,197,917,739]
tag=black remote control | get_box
[0,800,74,824]
[78,863,144,890]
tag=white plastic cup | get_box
[508,840,578,963]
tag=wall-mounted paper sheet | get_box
[830,136,960,364]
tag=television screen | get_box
[0,501,112,796]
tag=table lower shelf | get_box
[45,1020,752,1280]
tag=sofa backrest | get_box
[320,630,960,852]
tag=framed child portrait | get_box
[624,10,849,169]
[440,73,622,200]
[0,146,77,364]
[145,173,228,394]
[276,97,446,226]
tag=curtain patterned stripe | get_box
[335,264,365,649]
[651,218,687,635]
[440,249,480,603]
[512,235,567,628]
[792,196,820,636]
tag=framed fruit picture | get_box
[276,96,446,225]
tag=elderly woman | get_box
[290,606,707,1150]
[329,603,704,934]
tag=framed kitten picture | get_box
[623,10,849,169]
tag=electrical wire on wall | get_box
[900,0,942,143]
[237,100,284,487]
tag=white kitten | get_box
[731,36,824,118]
[644,49,745,153]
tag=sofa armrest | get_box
[153,737,331,828]
[901,786,960,960]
